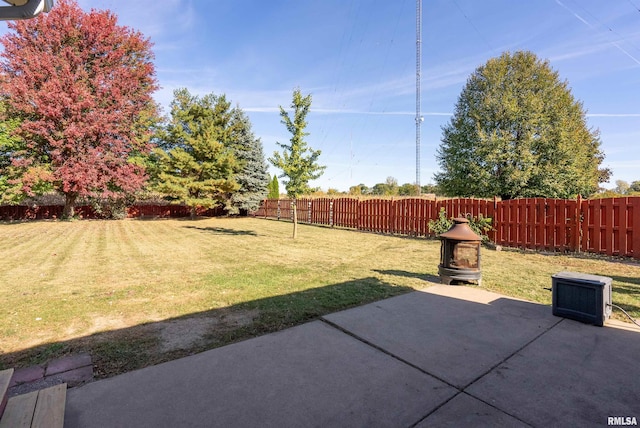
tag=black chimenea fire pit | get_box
[438,218,482,286]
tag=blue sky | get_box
[4,0,640,192]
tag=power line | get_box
[559,0,640,65]
[320,0,414,185]
[451,0,495,54]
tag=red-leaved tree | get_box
[0,0,159,218]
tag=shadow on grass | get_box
[612,284,640,302]
[610,301,640,323]
[532,249,640,266]
[183,225,259,236]
[609,275,640,288]
[374,269,440,283]
[0,277,412,381]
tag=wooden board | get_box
[0,390,37,428]
[0,368,14,417]
[0,383,66,428]
[32,384,66,428]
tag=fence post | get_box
[492,196,499,243]
[329,200,334,228]
[574,194,582,253]
[277,199,281,221]
[390,198,395,234]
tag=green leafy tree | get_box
[435,51,609,199]
[370,183,386,196]
[371,177,399,196]
[399,183,419,196]
[421,183,440,195]
[349,183,369,196]
[227,109,270,214]
[152,88,240,219]
[629,181,640,194]
[384,176,399,195]
[0,100,28,202]
[614,180,630,195]
[269,88,325,237]
[267,175,280,199]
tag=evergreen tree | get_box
[153,88,239,219]
[435,51,609,199]
[227,109,270,214]
[267,175,280,199]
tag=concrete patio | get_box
[63,284,640,427]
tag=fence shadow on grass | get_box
[608,275,640,287]
[182,226,259,236]
[611,286,640,300]
[536,250,640,267]
[0,277,412,383]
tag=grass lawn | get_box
[1,217,639,379]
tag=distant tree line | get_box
[591,180,640,199]
[347,177,439,197]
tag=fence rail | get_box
[253,196,640,260]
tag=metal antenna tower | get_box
[415,0,423,195]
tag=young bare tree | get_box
[269,89,325,238]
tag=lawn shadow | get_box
[609,275,640,287]
[0,277,411,384]
[533,249,640,267]
[183,226,258,236]
[610,301,640,322]
[613,286,640,299]
[374,269,440,283]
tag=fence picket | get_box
[632,198,640,258]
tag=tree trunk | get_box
[62,193,78,219]
[190,205,197,220]
[292,201,298,239]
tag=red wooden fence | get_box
[0,204,224,221]
[494,198,580,252]
[5,197,638,259]
[581,197,640,258]
[253,196,640,259]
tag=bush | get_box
[89,195,134,219]
[427,208,453,236]
[428,208,493,243]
